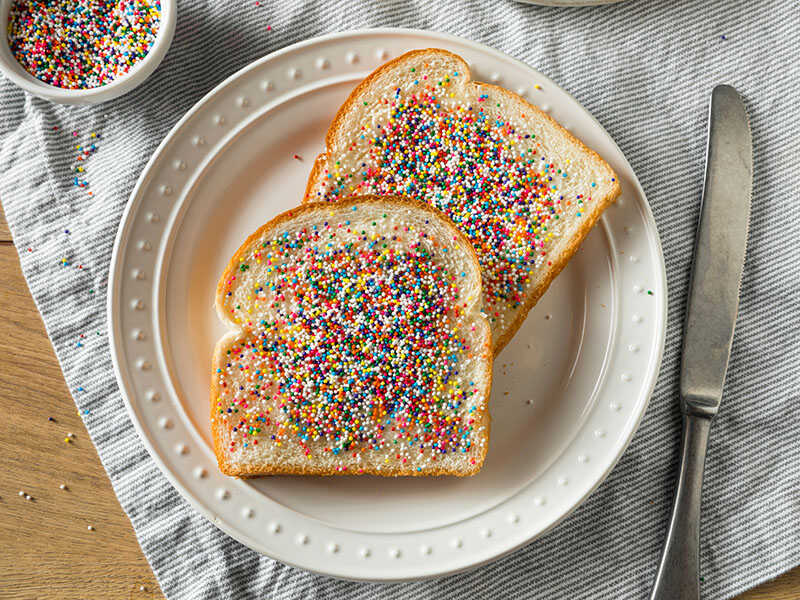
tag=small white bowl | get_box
[0,0,176,105]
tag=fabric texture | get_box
[1,1,798,598]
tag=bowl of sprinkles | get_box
[0,0,175,104]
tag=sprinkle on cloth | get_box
[7,0,161,89]
[72,130,100,190]
[217,209,484,472]
[310,67,609,328]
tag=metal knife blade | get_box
[680,85,752,417]
[650,85,752,600]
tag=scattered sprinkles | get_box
[14,115,103,511]
[216,204,487,472]
[72,131,100,191]
[7,0,161,89]
[310,64,611,330]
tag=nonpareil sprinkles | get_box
[72,130,99,190]
[7,0,161,89]
[217,210,484,470]
[310,68,602,327]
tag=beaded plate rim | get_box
[108,28,667,582]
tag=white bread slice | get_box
[211,196,492,476]
[305,49,621,354]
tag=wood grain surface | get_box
[0,203,797,599]
[0,207,11,242]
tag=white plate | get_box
[108,29,666,582]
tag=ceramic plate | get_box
[108,29,666,581]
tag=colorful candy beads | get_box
[7,0,161,89]
[216,207,487,470]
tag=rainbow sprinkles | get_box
[7,0,161,89]
[306,55,618,345]
[213,200,492,475]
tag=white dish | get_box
[108,29,666,582]
[0,0,176,105]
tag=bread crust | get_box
[303,48,621,356]
[211,195,492,476]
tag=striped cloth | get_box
[1,1,798,598]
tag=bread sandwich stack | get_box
[211,49,620,477]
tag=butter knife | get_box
[650,84,752,600]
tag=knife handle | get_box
[650,412,712,600]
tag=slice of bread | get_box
[305,49,621,354]
[211,196,492,476]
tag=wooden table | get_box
[0,205,797,599]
